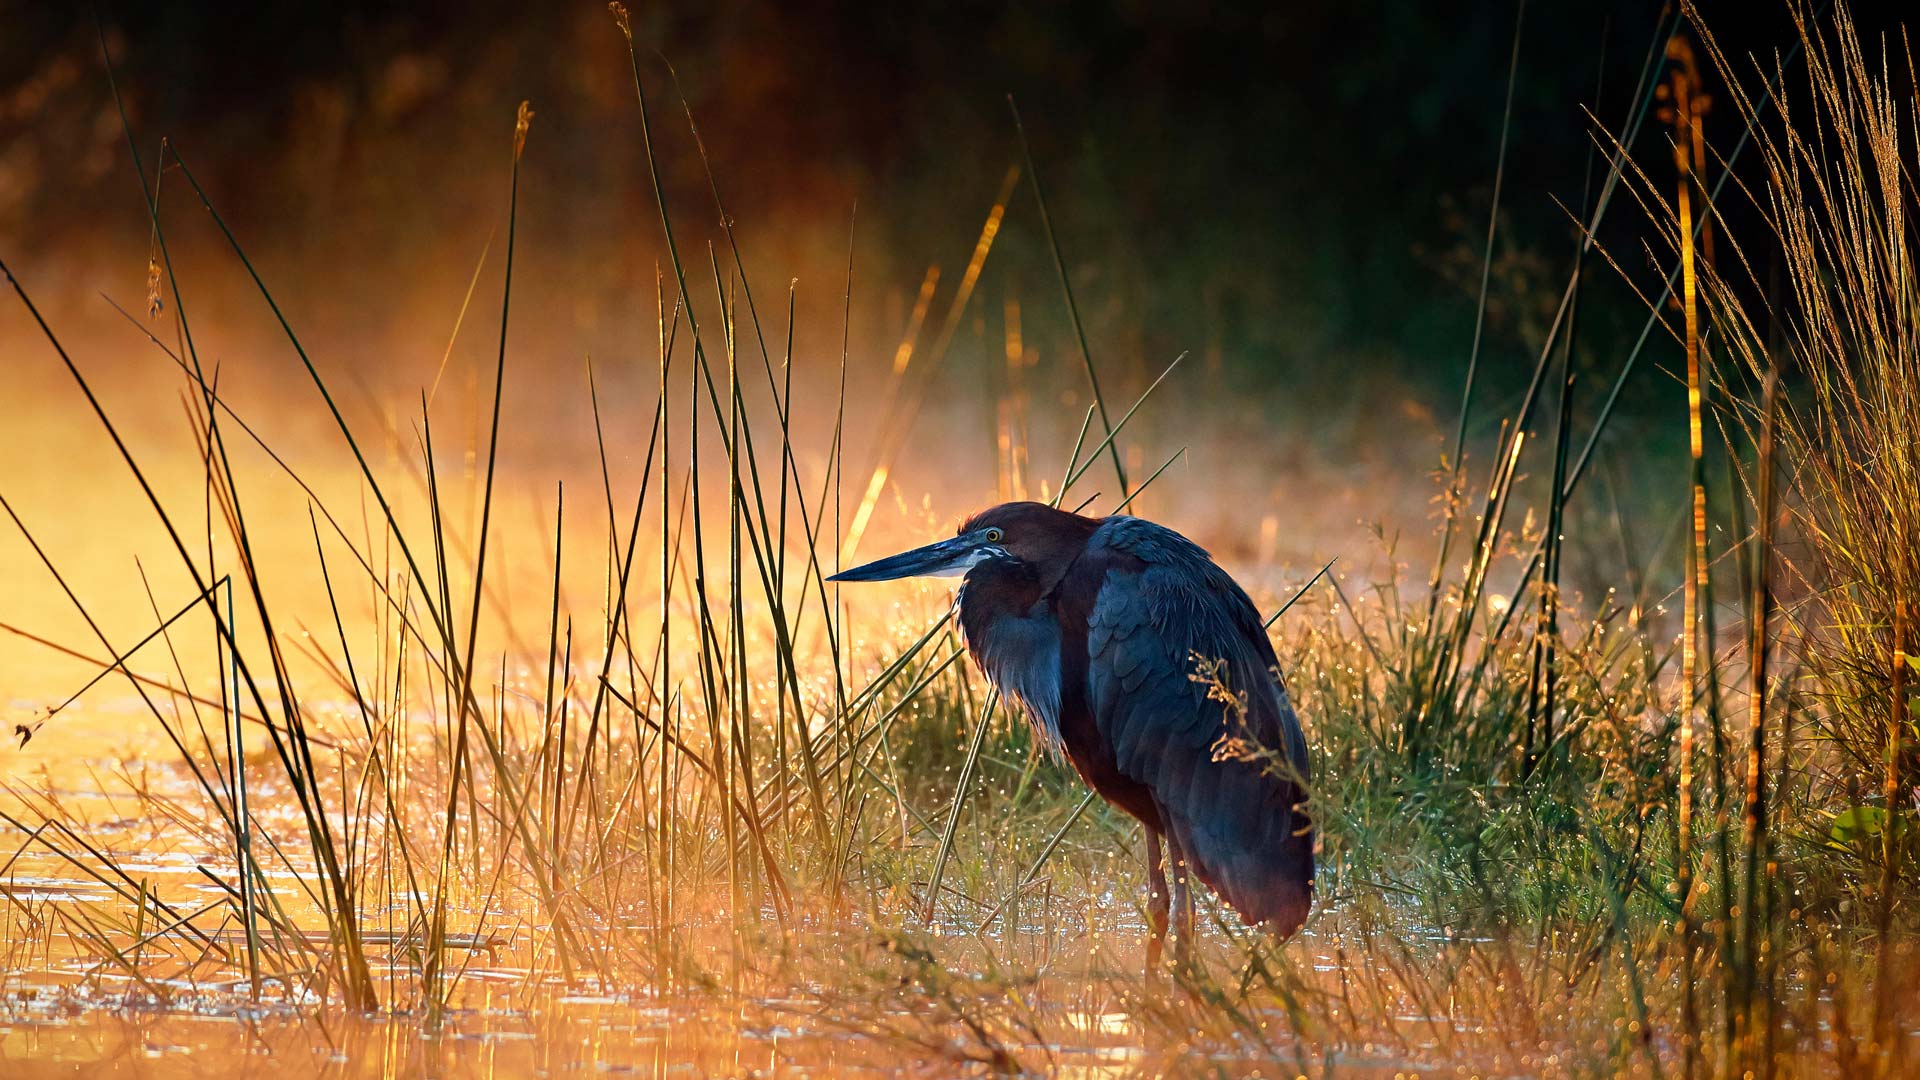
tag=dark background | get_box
[1,1,1910,573]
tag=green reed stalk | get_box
[171,137,596,994]
[656,277,674,971]
[773,284,796,846]
[613,8,833,869]
[165,128,583,988]
[97,22,381,1004]
[1527,32,1604,778]
[1673,48,1706,1072]
[1058,354,1185,497]
[1738,367,1777,1072]
[1431,0,1526,629]
[1485,14,1809,638]
[666,59,856,761]
[1874,602,1907,1066]
[1008,95,1128,498]
[925,692,1001,924]
[1418,8,1678,716]
[1050,406,1097,509]
[979,791,1098,934]
[430,101,547,1008]
[310,509,427,967]
[543,486,566,897]
[1527,363,1575,780]
[725,264,750,930]
[224,577,259,1001]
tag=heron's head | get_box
[827,501,1101,589]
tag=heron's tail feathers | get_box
[1251,874,1312,939]
[1166,788,1314,938]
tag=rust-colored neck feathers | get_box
[960,501,1102,596]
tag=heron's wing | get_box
[1082,517,1312,930]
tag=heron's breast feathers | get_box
[958,590,1065,756]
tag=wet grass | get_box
[0,1,1916,1075]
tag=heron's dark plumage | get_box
[953,502,1314,935]
[956,557,1065,754]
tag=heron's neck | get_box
[957,558,1046,628]
[1032,518,1101,596]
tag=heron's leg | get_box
[1145,828,1169,972]
[1166,830,1195,966]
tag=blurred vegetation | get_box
[6,3,1881,421]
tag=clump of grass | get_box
[1692,1,1919,853]
[1678,2,1920,1070]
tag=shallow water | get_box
[0,828,1421,1079]
[0,812,1214,1078]
[0,973,1442,1079]
[0,992,984,1078]
[7,677,1912,1080]
[0,910,1267,1078]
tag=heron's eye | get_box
[984,527,1003,543]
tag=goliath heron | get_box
[830,501,1312,963]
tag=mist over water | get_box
[2,5,1502,730]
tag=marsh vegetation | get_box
[0,3,1916,1076]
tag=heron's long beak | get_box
[827,535,984,582]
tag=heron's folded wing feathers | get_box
[1084,517,1313,928]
